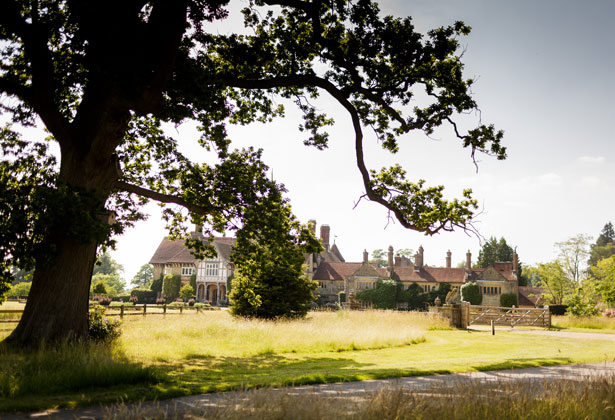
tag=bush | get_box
[88,306,121,342]
[566,288,599,317]
[355,279,399,309]
[130,288,157,304]
[113,294,132,302]
[92,295,111,305]
[399,282,429,310]
[168,301,184,308]
[189,274,197,292]
[150,276,163,293]
[180,284,195,300]
[7,281,31,298]
[460,282,482,305]
[188,298,195,306]
[500,292,518,307]
[156,297,166,304]
[92,281,108,295]
[162,274,181,300]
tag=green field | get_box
[2,310,615,414]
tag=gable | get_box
[353,262,382,278]
[477,266,507,281]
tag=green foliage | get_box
[180,284,195,300]
[229,189,322,319]
[93,251,124,276]
[399,283,429,310]
[7,282,31,298]
[130,289,157,304]
[555,234,592,287]
[476,237,514,268]
[356,279,399,309]
[162,275,181,300]
[369,249,387,268]
[92,281,108,295]
[589,256,615,307]
[90,273,125,297]
[525,261,572,305]
[596,222,615,246]
[88,307,122,342]
[150,276,163,293]
[189,274,197,292]
[500,293,518,307]
[460,282,482,305]
[131,264,153,288]
[565,288,599,317]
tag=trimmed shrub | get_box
[399,282,429,310]
[88,306,121,342]
[113,294,131,302]
[130,288,157,304]
[460,282,482,305]
[162,274,181,300]
[92,281,108,295]
[500,293,518,307]
[150,276,163,293]
[189,274,197,292]
[355,279,398,309]
[180,284,195,300]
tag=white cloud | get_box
[577,156,606,164]
[537,173,562,186]
[577,176,609,190]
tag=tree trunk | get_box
[6,236,98,346]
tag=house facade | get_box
[309,223,519,305]
[149,228,235,304]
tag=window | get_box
[319,281,327,289]
[205,263,219,276]
[181,266,194,276]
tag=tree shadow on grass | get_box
[151,353,455,399]
[474,357,575,372]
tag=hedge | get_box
[500,292,518,307]
[130,289,157,304]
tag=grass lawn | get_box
[2,310,615,414]
[551,315,615,333]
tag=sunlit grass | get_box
[552,315,615,331]
[105,374,615,420]
[121,310,447,361]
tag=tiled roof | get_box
[329,243,345,262]
[313,262,364,280]
[394,266,467,283]
[149,235,236,265]
[518,286,545,307]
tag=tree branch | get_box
[116,180,220,216]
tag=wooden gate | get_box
[469,305,550,328]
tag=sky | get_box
[104,1,613,281]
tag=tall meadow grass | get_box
[104,374,615,420]
[552,315,615,330]
[120,310,448,360]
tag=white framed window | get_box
[206,263,219,276]
[181,266,194,276]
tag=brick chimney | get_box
[363,249,369,264]
[466,250,472,270]
[395,256,401,266]
[388,245,394,272]
[513,252,518,274]
[320,225,330,251]
[446,250,452,268]
[414,246,424,270]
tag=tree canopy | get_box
[0,0,504,345]
[475,237,514,268]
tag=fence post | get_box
[180,305,183,315]
[143,304,147,317]
[491,319,495,335]
[163,304,167,316]
[120,305,124,319]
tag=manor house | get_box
[308,221,520,306]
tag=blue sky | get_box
[111,0,614,280]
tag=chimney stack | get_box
[363,249,369,264]
[466,250,472,270]
[446,250,452,268]
[320,225,330,251]
[395,256,401,267]
[513,252,518,274]
[388,245,394,272]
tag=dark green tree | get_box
[131,264,154,288]
[589,222,615,269]
[229,189,322,319]
[162,274,181,300]
[596,222,615,247]
[0,1,504,345]
[93,251,124,276]
[355,278,400,309]
[369,249,387,268]
[475,237,514,267]
[460,281,482,305]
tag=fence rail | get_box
[0,304,217,323]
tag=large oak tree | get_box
[0,0,504,346]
